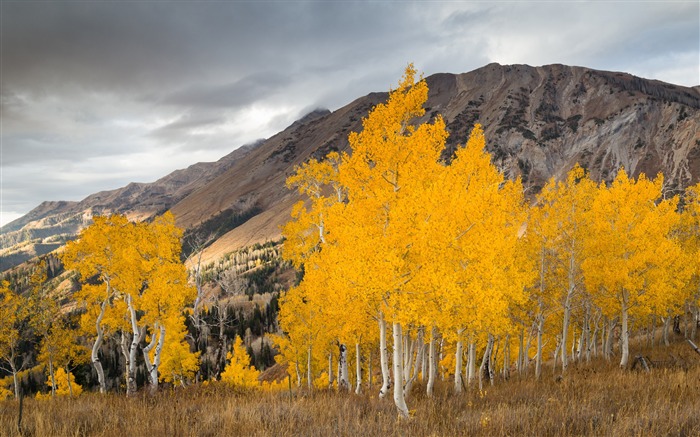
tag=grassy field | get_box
[2,341,699,437]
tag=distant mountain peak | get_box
[2,64,699,272]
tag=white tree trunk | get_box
[663,316,671,346]
[92,297,109,394]
[355,342,362,394]
[490,337,499,386]
[439,337,445,380]
[328,351,334,389]
[503,335,510,380]
[535,311,544,379]
[66,366,74,398]
[392,322,409,418]
[454,338,463,393]
[404,329,422,396]
[48,357,56,398]
[523,327,533,373]
[378,313,391,398]
[467,340,476,385]
[338,343,350,391]
[402,332,410,380]
[516,329,522,375]
[561,253,576,372]
[10,359,19,400]
[620,291,630,368]
[368,350,372,390]
[478,334,494,391]
[426,327,436,397]
[142,323,166,393]
[605,318,617,360]
[367,349,374,391]
[126,294,144,396]
[306,344,312,390]
[561,291,572,372]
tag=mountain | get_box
[0,142,258,269]
[2,63,699,271]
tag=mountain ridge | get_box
[2,63,699,271]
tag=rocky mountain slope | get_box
[2,63,699,271]
[0,142,258,269]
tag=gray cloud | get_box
[161,72,293,109]
[1,1,698,226]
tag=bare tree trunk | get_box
[523,326,533,373]
[338,343,350,391]
[404,329,422,397]
[126,294,145,396]
[605,318,617,361]
[328,351,334,389]
[467,339,476,385]
[402,331,410,381]
[576,327,584,361]
[478,334,494,391]
[368,350,372,390]
[142,323,166,393]
[354,342,362,395]
[561,254,576,372]
[421,342,427,383]
[490,337,499,386]
[378,313,391,398]
[66,366,74,398]
[562,292,571,372]
[517,328,524,375]
[439,337,445,381]
[306,344,312,391]
[10,359,19,400]
[426,327,436,397]
[620,291,630,368]
[502,335,510,380]
[392,322,409,418]
[535,308,544,379]
[92,297,109,394]
[48,357,56,398]
[663,316,671,346]
[454,338,463,393]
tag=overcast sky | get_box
[1,1,698,227]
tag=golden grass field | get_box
[2,340,699,437]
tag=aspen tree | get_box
[583,170,690,367]
[64,213,197,394]
[0,282,28,400]
[337,65,447,417]
[679,183,700,339]
[430,125,528,388]
[221,336,261,388]
[63,215,141,393]
[525,165,597,373]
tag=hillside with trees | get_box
[1,66,699,436]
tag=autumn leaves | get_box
[277,66,700,416]
[62,213,199,395]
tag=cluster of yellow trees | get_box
[60,213,200,395]
[276,66,700,417]
[1,214,272,399]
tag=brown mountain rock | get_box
[2,64,698,271]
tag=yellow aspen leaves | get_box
[221,335,261,388]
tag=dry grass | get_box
[2,341,699,437]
